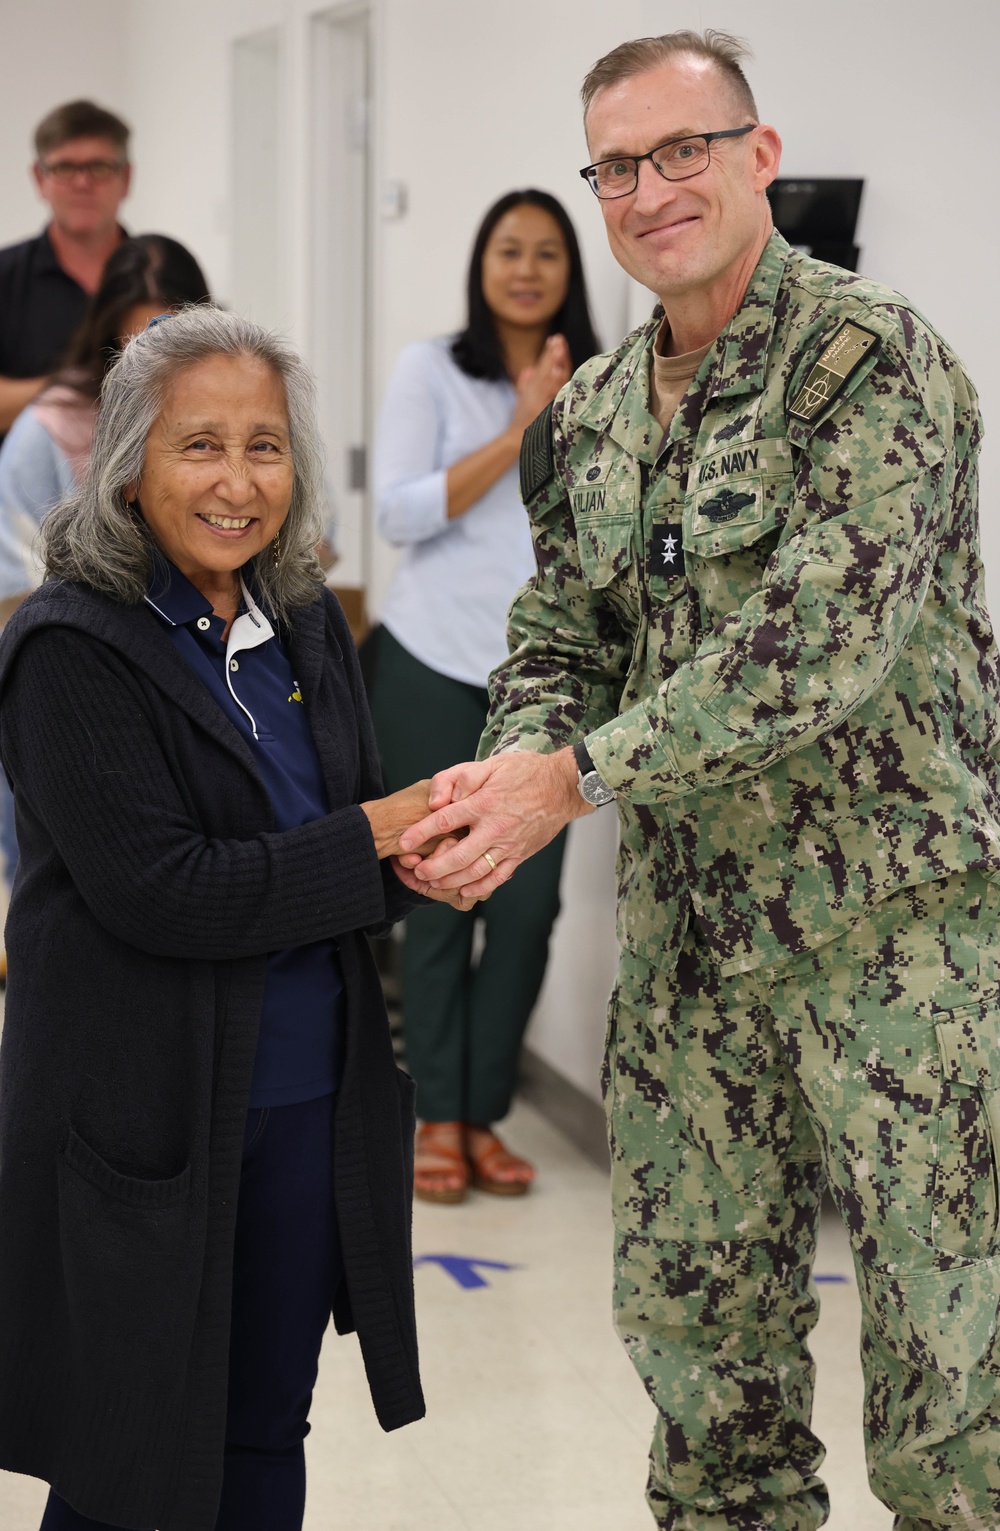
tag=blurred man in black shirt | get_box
[0,99,130,435]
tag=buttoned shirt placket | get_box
[221,581,275,742]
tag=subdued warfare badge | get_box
[789,320,881,423]
[698,488,757,525]
[650,524,684,579]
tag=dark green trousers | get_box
[369,627,566,1124]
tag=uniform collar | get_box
[575,230,792,463]
[708,229,790,402]
[575,311,663,465]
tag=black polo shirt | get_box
[0,226,90,379]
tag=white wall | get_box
[120,0,281,307]
[0,0,129,248]
[2,0,998,1105]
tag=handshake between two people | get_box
[362,747,594,912]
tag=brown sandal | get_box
[414,1121,469,1204]
[465,1126,535,1196]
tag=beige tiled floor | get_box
[0,1100,892,1530]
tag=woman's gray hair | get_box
[42,306,326,621]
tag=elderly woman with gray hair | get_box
[0,307,469,1531]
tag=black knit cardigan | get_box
[0,579,425,1531]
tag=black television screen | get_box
[767,178,864,242]
[767,178,865,271]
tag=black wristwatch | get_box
[573,742,616,808]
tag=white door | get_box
[310,5,371,601]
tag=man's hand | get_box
[397,748,591,898]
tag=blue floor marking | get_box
[413,1254,521,1290]
[414,1257,847,1291]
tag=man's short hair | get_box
[34,100,131,162]
[581,30,758,123]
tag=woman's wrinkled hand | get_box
[360,780,434,860]
[391,844,480,912]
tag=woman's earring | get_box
[272,529,282,565]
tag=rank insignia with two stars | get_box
[650,523,684,579]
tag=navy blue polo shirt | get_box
[145,559,345,1108]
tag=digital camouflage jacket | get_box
[480,232,1000,974]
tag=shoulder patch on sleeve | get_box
[789,320,882,423]
[519,405,555,503]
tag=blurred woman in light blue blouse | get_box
[370,189,598,1203]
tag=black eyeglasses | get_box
[40,158,126,184]
[580,125,756,200]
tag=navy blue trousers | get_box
[40,1092,342,1531]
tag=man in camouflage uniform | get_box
[398,30,1000,1531]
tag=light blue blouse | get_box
[0,406,75,601]
[374,336,537,689]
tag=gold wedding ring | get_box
[482,851,498,872]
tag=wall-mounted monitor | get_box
[766,178,865,272]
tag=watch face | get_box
[581,771,615,806]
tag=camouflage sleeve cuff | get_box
[477,728,558,763]
[584,704,692,802]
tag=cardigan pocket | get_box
[62,1125,191,1207]
[58,1127,202,1389]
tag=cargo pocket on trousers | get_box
[858,1258,1000,1385]
[58,1126,202,1389]
[931,1000,1000,1259]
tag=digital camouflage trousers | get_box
[605,871,1000,1531]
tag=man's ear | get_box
[752,125,782,192]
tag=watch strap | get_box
[573,741,598,778]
